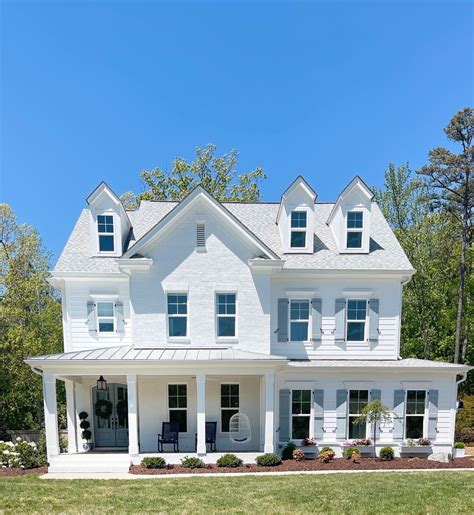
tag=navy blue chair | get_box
[195,421,217,452]
[157,421,180,452]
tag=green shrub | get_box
[319,446,334,454]
[0,437,44,469]
[343,447,359,460]
[454,442,465,449]
[319,450,335,463]
[216,454,243,468]
[81,429,92,441]
[78,411,88,420]
[256,453,282,467]
[282,442,296,460]
[141,457,167,469]
[379,446,394,461]
[79,420,90,430]
[181,456,205,469]
[455,428,474,443]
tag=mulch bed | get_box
[0,466,48,477]
[130,457,474,475]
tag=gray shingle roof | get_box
[287,358,471,370]
[54,200,413,273]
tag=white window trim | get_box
[219,382,240,435]
[215,292,238,342]
[345,209,364,251]
[289,208,309,250]
[96,300,116,335]
[97,212,117,255]
[290,388,313,442]
[289,298,311,343]
[346,298,368,343]
[347,389,369,440]
[404,389,428,441]
[166,292,189,342]
[167,382,189,435]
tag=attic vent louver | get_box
[196,223,206,248]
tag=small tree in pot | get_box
[354,400,391,458]
[79,412,93,451]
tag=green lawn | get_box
[1,472,473,514]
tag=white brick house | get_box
[26,176,471,472]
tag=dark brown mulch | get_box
[130,457,474,475]
[0,466,48,477]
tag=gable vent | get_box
[196,223,206,248]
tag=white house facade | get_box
[26,176,471,472]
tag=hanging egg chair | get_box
[229,413,252,444]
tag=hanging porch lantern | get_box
[97,375,107,391]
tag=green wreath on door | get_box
[94,399,113,419]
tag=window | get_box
[348,390,368,439]
[167,294,188,337]
[221,384,239,432]
[346,211,363,248]
[405,390,426,439]
[97,215,114,252]
[290,211,307,248]
[290,299,310,341]
[347,299,367,341]
[216,294,236,337]
[97,301,115,333]
[291,389,311,439]
[168,384,187,432]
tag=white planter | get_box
[453,448,465,458]
[299,446,317,459]
[400,445,432,456]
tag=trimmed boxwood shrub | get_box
[318,449,335,463]
[319,446,334,454]
[216,454,243,468]
[342,447,359,460]
[454,442,465,449]
[181,456,205,469]
[256,453,282,467]
[379,446,395,461]
[79,420,90,430]
[282,442,297,460]
[141,457,167,469]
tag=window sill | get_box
[216,338,238,344]
[167,337,191,344]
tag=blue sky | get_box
[1,0,472,261]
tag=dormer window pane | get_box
[98,215,115,252]
[290,211,307,248]
[347,212,363,229]
[346,231,362,248]
[291,231,306,248]
[346,211,363,249]
[291,211,307,228]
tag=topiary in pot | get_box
[79,411,88,421]
[256,453,282,466]
[216,454,243,468]
[79,420,90,430]
[379,446,395,461]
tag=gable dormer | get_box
[327,176,373,254]
[277,176,317,254]
[86,182,131,257]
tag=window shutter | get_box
[87,301,96,332]
[427,389,439,440]
[277,299,289,342]
[313,389,324,439]
[370,389,382,438]
[393,389,405,442]
[311,298,322,343]
[334,299,346,342]
[278,389,291,442]
[336,389,347,439]
[368,299,380,343]
[115,301,125,333]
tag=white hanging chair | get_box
[229,413,251,444]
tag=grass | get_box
[1,471,473,513]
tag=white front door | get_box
[93,384,129,448]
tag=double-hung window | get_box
[97,215,115,252]
[168,384,187,432]
[348,390,368,439]
[216,294,236,338]
[290,211,307,248]
[167,294,188,338]
[221,384,239,432]
[346,211,363,249]
[290,299,310,341]
[346,299,367,341]
[405,390,426,439]
[291,389,311,439]
[97,301,115,333]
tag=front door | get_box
[93,383,129,448]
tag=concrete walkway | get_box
[41,467,474,480]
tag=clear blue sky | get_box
[1,0,472,262]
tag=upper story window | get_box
[97,301,115,333]
[290,299,310,342]
[167,294,188,338]
[405,390,426,439]
[290,211,307,248]
[216,293,236,338]
[346,211,363,249]
[346,299,367,341]
[97,215,115,252]
[348,390,368,438]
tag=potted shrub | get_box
[299,437,317,458]
[79,412,93,451]
[453,442,465,458]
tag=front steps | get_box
[49,452,131,473]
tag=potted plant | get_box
[342,438,373,456]
[79,412,93,451]
[299,437,317,458]
[353,400,391,457]
[400,438,432,456]
[453,442,465,458]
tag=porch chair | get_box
[195,421,217,452]
[157,421,180,452]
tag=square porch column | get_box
[196,374,206,456]
[127,374,139,457]
[65,379,78,454]
[43,372,59,460]
[264,371,275,453]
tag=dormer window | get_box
[98,215,115,252]
[346,211,363,249]
[290,211,307,248]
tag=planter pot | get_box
[400,445,432,457]
[299,446,317,459]
[356,446,373,456]
[82,442,93,452]
[453,448,465,458]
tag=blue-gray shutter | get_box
[334,299,346,342]
[277,299,289,342]
[313,389,324,439]
[368,299,380,343]
[336,389,347,439]
[278,389,291,442]
[393,389,405,442]
[371,389,382,438]
[311,298,322,343]
[87,301,96,332]
[115,301,125,333]
[427,389,439,440]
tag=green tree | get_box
[0,204,64,434]
[354,400,391,457]
[121,144,266,208]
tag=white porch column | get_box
[65,379,78,454]
[196,374,206,456]
[264,371,275,453]
[43,372,59,460]
[127,374,139,457]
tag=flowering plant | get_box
[416,438,431,446]
[301,437,317,447]
[0,438,44,469]
[292,449,305,461]
[342,438,372,447]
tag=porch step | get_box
[48,453,131,474]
